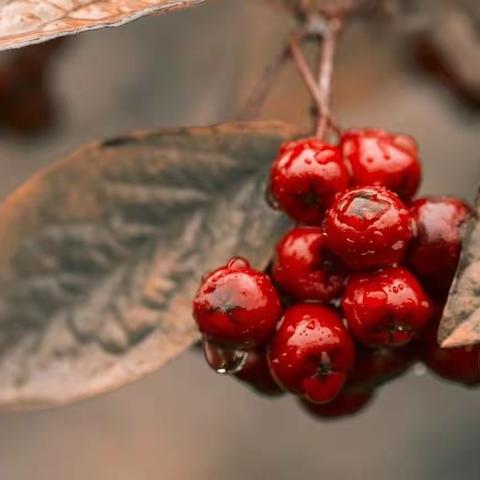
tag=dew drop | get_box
[203,340,248,375]
[227,256,250,270]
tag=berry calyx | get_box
[268,304,355,404]
[272,226,345,302]
[193,257,281,348]
[342,267,433,348]
[325,186,412,270]
[341,128,421,201]
[407,196,472,292]
[268,138,350,225]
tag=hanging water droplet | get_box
[203,340,248,375]
[265,188,280,210]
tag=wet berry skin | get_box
[325,186,413,270]
[407,196,472,293]
[234,349,284,396]
[193,257,281,348]
[299,385,374,419]
[342,267,433,348]
[269,138,351,225]
[341,128,421,201]
[272,226,346,302]
[268,304,355,404]
[349,344,417,388]
[278,136,324,156]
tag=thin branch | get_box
[289,32,325,120]
[316,16,343,139]
[238,43,290,121]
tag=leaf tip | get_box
[439,314,480,348]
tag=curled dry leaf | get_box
[0,0,205,51]
[439,190,480,348]
[0,121,293,410]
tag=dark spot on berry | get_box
[342,194,390,221]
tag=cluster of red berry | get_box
[193,128,476,419]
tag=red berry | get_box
[268,304,355,404]
[349,344,417,388]
[278,136,324,155]
[408,196,472,292]
[325,186,412,270]
[269,138,350,225]
[342,267,433,348]
[234,349,284,396]
[300,385,374,419]
[272,226,345,302]
[419,315,480,386]
[341,128,421,201]
[193,257,281,348]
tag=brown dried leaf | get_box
[0,121,293,410]
[0,0,205,51]
[439,190,480,348]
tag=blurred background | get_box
[0,0,480,478]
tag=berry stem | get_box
[238,42,291,120]
[289,31,325,121]
[315,16,343,139]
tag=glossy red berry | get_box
[342,267,433,348]
[193,257,281,348]
[341,128,421,201]
[269,138,350,225]
[234,349,284,396]
[278,136,324,155]
[268,304,355,404]
[300,385,374,419]
[349,344,417,388]
[325,186,412,270]
[272,226,346,302]
[408,196,472,292]
[419,317,480,386]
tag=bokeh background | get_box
[0,1,480,479]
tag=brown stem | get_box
[289,32,325,123]
[238,43,290,121]
[316,17,343,139]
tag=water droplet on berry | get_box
[227,256,250,270]
[203,340,248,375]
[265,188,280,210]
[364,290,387,309]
